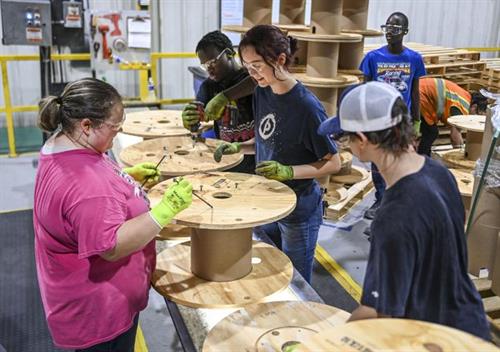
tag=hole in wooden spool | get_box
[281,341,301,352]
[157,120,170,124]
[146,153,155,157]
[461,178,471,184]
[235,218,242,221]
[244,296,250,300]
[212,192,231,199]
[272,331,280,336]
[423,343,443,352]
[174,150,189,155]
[133,121,140,124]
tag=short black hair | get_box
[471,92,488,112]
[387,12,409,29]
[195,30,234,53]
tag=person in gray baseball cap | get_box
[317,81,490,340]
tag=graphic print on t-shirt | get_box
[376,62,410,94]
[259,113,276,140]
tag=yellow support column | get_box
[1,60,17,157]
[139,69,149,101]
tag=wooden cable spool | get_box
[149,172,297,307]
[441,149,476,170]
[122,110,187,138]
[329,165,369,186]
[119,136,243,176]
[449,168,474,211]
[298,318,499,351]
[152,241,293,308]
[202,301,349,352]
[447,115,486,161]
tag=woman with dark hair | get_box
[214,25,341,283]
[34,78,192,351]
[318,81,490,341]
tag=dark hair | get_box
[38,78,122,133]
[349,98,414,155]
[195,30,234,55]
[471,92,488,113]
[387,12,409,29]
[238,25,298,76]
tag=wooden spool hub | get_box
[202,301,349,352]
[119,136,243,176]
[243,0,272,27]
[150,172,296,284]
[307,42,340,78]
[122,110,187,138]
[449,168,474,211]
[341,0,369,31]
[338,40,365,71]
[298,318,499,351]
[279,0,306,25]
[310,0,343,35]
[152,241,293,308]
[330,165,369,185]
[447,115,486,161]
[441,150,476,170]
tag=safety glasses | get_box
[200,48,231,71]
[380,24,405,35]
[242,61,266,74]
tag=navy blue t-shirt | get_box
[253,82,337,220]
[362,157,490,340]
[360,45,426,111]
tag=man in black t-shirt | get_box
[182,31,255,173]
[318,81,490,341]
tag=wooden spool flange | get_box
[202,301,349,352]
[152,241,293,308]
[149,172,296,285]
[298,318,499,351]
[330,165,369,186]
[441,150,476,170]
[449,168,474,211]
[122,110,187,138]
[119,136,243,176]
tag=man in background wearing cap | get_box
[317,81,489,340]
[359,12,426,222]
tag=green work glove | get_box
[182,104,201,129]
[255,161,294,182]
[149,177,192,228]
[123,162,160,185]
[205,92,230,121]
[413,119,422,138]
[213,141,241,162]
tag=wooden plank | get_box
[483,296,500,314]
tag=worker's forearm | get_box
[292,153,341,179]
[223,75,256,100]
[449,126,464,147]
[240,138,256,154]
[101,212,159,261]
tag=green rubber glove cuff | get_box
[413,119,422,138]
[205,92,230,121]
[149,202,176,228]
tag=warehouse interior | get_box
[1,0,500,351]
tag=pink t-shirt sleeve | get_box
[67,196,127,259]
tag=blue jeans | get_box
[258,201,323,283]
[371,163,386,203]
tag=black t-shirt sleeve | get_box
[303,107,338,159]
[361,220,416,317]
[196,79,216,104]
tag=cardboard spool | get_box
[152,241,293,308]
[202,301,349,352]
[243,0,272,27]
[467,109,500,278]
[122,110,187,138]
[297,318,499,351]
[447,115,486,161]
[149,172,296,282]
[279,0,306,25]
[119,136,243,176]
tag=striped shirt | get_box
[420,78,471,125]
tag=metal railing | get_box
[0,52,197,157]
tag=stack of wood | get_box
[476,59,500,94]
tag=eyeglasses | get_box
[380,24,405,35]
[102,114,126,132]
[242,61,266,74]
[200,48,231,71]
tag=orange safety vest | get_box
[419,78,471,125]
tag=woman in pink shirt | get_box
[33,78,192,351]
